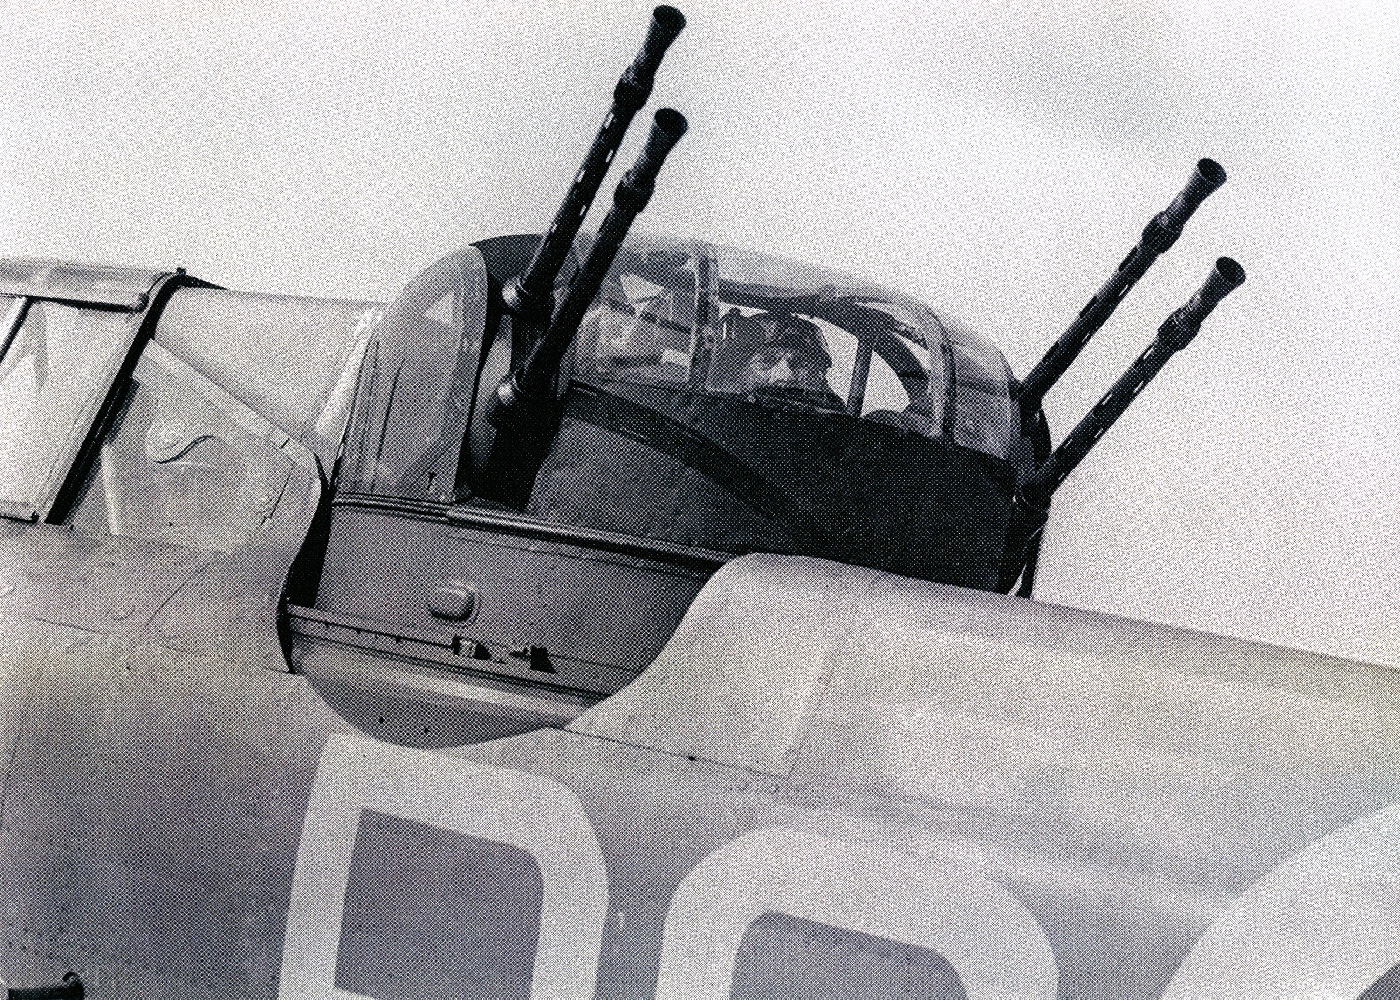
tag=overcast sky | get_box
[2,0,1398,668]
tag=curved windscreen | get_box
[574,234,1018,459]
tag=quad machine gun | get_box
[450,6,1245,596]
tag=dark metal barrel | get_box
[7,973,85,1000]
[1158,255,1247,350]
[502,6,686,320]
[492,108,690,422]
[1019,256,1244,511]
[1016,158,1227,421]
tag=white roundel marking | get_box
[1162,802,1400,1000]
[279,734,608,1000]
[655,827,1056,1000]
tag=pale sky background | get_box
[1,1,1397,667]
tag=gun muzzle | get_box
[621,6,687,105]
[1158,256,1246,350]
[1019,256,1245,511]
[492,109,689,420]
[1155,159,1228,243]
[1016,158,1228,420]
[503,6,686,321]
[613,107,688,212]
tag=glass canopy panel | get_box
[0,298,135,519]
[575,235,1019,459]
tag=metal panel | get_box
[335,810,543,1000]
[4,538,1400,998]
[0,621,349,998]
[291,637,586,747]
[568,554,884,775]
[570,551,1400,798]
[729,912,967,999]
[314,500,710,689]
[0,522,208,636]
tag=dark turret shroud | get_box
[1019,256,1245,512]
[501,5,686,321]
[491,108,690,426]
[1016,158,1227,422]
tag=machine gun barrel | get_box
[492,108,689,423]
[502,5,686,320]
[1016,158,1227,421]
[1019,256,1245,512]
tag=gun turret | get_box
[501,5,686,323]
[1020,256,1245,511]
[1016,159,1227,422]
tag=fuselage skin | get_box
[3,521,1400,999]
